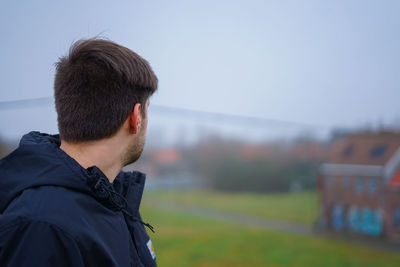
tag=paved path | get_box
[146,200,314,235]
[146,199,400,253]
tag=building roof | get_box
[329,131,400,166]
[320,131,400,184]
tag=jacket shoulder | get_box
[0,216,85,267]
[1,185,134,267]
[3,185,113,230]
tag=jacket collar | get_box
[0,131,146,215]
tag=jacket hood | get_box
[0,131,147,217]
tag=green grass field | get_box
[144,190,318,225]
[140,190,400,267]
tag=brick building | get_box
[317,131,400,240]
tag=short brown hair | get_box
[54,38,158,142]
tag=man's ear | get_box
[129,103,142,134]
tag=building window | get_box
[325,176,333,187]
[332,204,344,231]
[356,177,363,193]
[370,144,388,158]
[368,178,377,194]
[342,176,350,187]
[394,208,400,228]
[342,145,353,157]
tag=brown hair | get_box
[54,38,158,142]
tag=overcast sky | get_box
[0,0,399,141]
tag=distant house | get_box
[317,131,400,241]
[152,149,182,165]
[124,148,182,178]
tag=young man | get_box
[0,38,158,266]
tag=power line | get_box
[0,96,331,129]
[150,105,331,129]
[0,97,53,110]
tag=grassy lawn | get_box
[140,202,400,267]
[143,190,318,225]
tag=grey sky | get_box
[0,0,399,141]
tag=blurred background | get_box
[1,0,400,266]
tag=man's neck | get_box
[59,139,124,183]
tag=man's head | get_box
[54,38,157,165]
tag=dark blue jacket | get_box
[0,131,157,267]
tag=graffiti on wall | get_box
[331,205,383,236]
